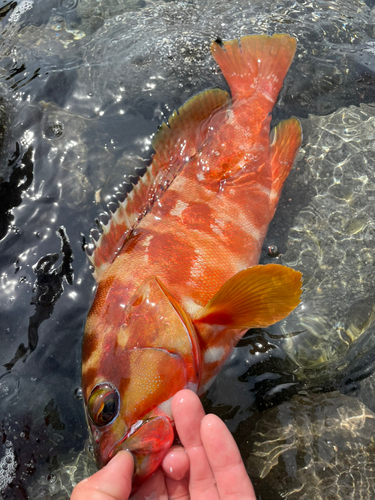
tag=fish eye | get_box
[88,383,119,427]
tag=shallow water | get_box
[1,0,375,498]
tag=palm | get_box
[132,390,256,500]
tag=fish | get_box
[82,33,303,491]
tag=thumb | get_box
[71,451,134,500]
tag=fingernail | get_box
[107,450,135,471]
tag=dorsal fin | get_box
[86,88,230,281]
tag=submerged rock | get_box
[268,104,375,378]
[245,391,375,500]
[26,448,97,500]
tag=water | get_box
[1,0,375,498]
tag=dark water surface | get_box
[1,0,375,498]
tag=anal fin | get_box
[270,117,302,205]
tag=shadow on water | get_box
[0,144,33,240]
[3,226,73,372]
[1,0,375,498]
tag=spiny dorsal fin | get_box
[86,88,230,281]
[194,264,302,328]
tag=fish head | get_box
[82,275,201,488]
[86,380,174,490]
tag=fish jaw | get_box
[111,415,174,491]
[86,403,174,490]
[85,389,175,474]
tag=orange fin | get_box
[211,34,296,102]
[269,117,302,205]
[87,88,230,281]
[152,88,230,170]
[194,264,302,328]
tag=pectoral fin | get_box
[194,264,302,328]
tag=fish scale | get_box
[82,33,303,492]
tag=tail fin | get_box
[211,34,296,103]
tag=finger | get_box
[130,468,168,500]
[201,414,256,500]
[162,445,190,500]
[162,445,189,481]
[172,390,219,500]
[71,450,134,500]
[165,475,190,500]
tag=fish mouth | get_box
[109,415,174,491]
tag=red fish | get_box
[82,33,302,491]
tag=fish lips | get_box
[108,415,174,491]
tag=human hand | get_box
[71,448,134,500]
[157,389,256,500]
[71,389,256,500]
